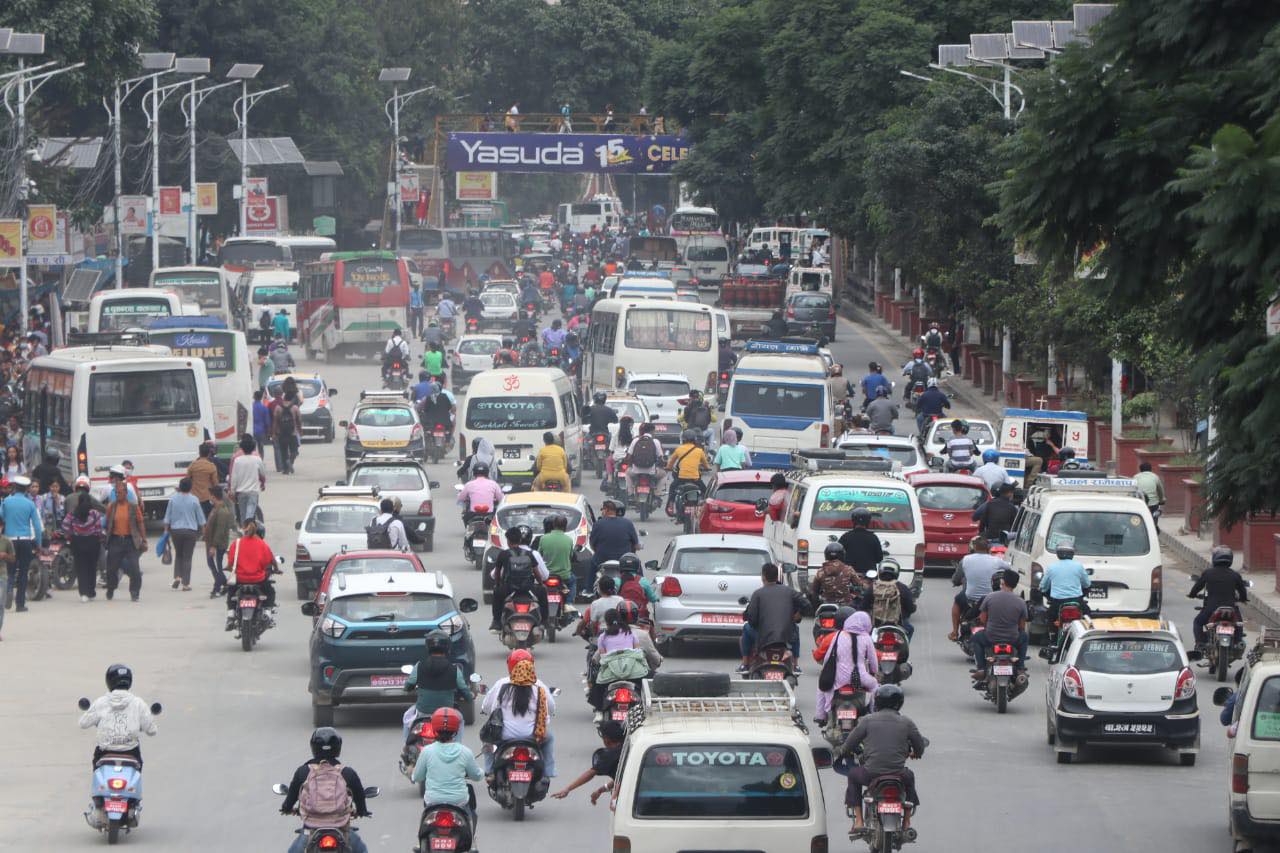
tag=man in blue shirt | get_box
[271,309,291,342]
[1039,539,1091,622]
[587,499,639,593]
[409,287,424,338]
[855,362,892,409]
[412,371,435,404]
[1,475,43,612]
[913,378,950,435]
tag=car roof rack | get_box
[355,451,419,464]
[359,389,411,402]
[639,678,798,723]
[1027,474,1142,496]
[1247,628,1280,666]
[782,467,904,485]
[317,485,379,499]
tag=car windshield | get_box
[710,480,776,504]
[630,380,690,398]
[332,557,419,576]
[840,441,918,467]
[634,744,807,819]
[1046,511,1150,556]
[812,486,915,532]
[327,592,454,623]
[497,505,584,530]
[674,548,770,575]
[268,379,322,399]
[466,396,557,430]
[482,293,515,307]
[609,400,649,423]
[305,504,378,533]
[932,422,996,444]
[915,485,986,511]
[731,381,824,419]
[354,407,414,427]
[458,339,501,355]
[790,294,831,308]
[1076,637,1181,675]
[350,465,426,491]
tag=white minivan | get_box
[1217,630,1280,850]
[1007,474,1162,642]
[461,367,583,490]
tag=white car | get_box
[479,291,518,328]
[451,334,503,387]
[267,373,338,442]
[649,534,782,652]
[836,433,928,476]
[341,391,425,468]
[344,454,439,551]
[624,373,695,450]
[1042,616,1200,765]
[481,280,520,299]
[920,417,997,468]
[291,486,382,599]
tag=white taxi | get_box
[291,486,382,600]
[340,391,424,469]
[451,334,504,388]
[920,417,997,468]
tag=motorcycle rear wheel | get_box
[26,559,49,601]
[107,825,120,845]
[1216,648,1230,683]
[996,683,1008,714]
[513,796,526,822]
[241,621,255,652]
[53,549,76,590]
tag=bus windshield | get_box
[731,381,824,419]
[252,283,298,305]
[88,369,200,423]
[686,244,729,262]
[152,271,224,308]
[623,308,712,351]
[218,242,285,266]
[671,212,719,233]
[400,228,445,251]
[339,258,403,295]
[466,397,557,430]
[98,298,173,331]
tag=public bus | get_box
[149,266,238,327]
[146,318,255,457]
[216,236,336,272]
[298,251,410,361]
[397,226,516,293]
[668,205,720,237]
[25,346,215,512]
[585,298,719,398]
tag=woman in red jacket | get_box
[223,519,279,630]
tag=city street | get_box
[0,310,1254,853]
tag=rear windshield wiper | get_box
[362,613,400,622]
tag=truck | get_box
[716,271,786,338]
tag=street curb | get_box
[1161,530,1280,629]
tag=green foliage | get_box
[1121,392,1157,424]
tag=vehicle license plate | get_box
[763,670,785,681]
[511,620,532,632]
[365,439,408,448]
[836,708,858,720]
[937,544,958,553]
[508,770,533,782]
[611,710,629,721]
[701,613,742,624]
[238,599,257,608]
[992,665,1014,676]
[1102,722,1153,734]
[105,799,128,814]
[636,486,650,494]
[548,594,562,604]
[1085,587,1108,599]
[140,488,164,497]
[370,674,407,688]
[430,838,457,851]
[877,801,903,814]
[879,651,898,662]
[1218,625,1236,635]
[503,448,522,459]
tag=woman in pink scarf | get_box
[815,610,879,725]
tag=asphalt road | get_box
[0,306,1252,852]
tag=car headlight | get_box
[439,613,466,635]
[320,616,346,638]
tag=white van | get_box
[745,226,802,259]
[236,267,299,343]
[1217,629,1280,850]
[788,266,832,298]
[1007,474,1162,641]
[765,469,925,593]
[684,234,732,285]
[611,676,829,853]
[461,367,583,490]
[86,289,187,334]
[557,197,620,232]
[727,340,832,468]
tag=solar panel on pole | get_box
[37,137,105,170]
[1012,21,1054,50]
[937,44,973,68]
[62,268,104,304]
[227,136,305,166]
[1052,21,1079,47]
[0,29,12,52]
[1074,4,1116,33]
[969,34,1010,61]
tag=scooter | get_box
[272,781,379,852]
[486,739,549,821]
[747,642,797,687]
[823,683,870,748]
[501,590,544,650]
[417,802,476,853]
[872,625,912,684]
[78,697,162,844]
[543,575,577,643]
[399,670,486,795]
[813,602,842,643]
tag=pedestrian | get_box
[505,102,520,132]
[0,517,13,637]
[61,487,105,603]
[187,442,220,516]
[271,308,291,342]
[252,390,273,461]
[256,347,273,392]
[1,475,41,613]
[266,387,286,472]
[273,378,302,474]
[38,478,66,534]
[104,467,145,602]
[204,484,234,598]
[3,444,24,479]
[163,477,205,591]
[409,287,424,338]
[559,102,573,133]
[229,435,266,526]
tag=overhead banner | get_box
[446,132,690,174]
[0,220,22,268]
[196,183,219,215]
[456,171,497,200]
[27,205,58,255]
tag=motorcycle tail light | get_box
[546,577,561,588]
[1175,667,1197,700]
[879,784,902,802]
[820,423,829,448]
[660,577,682,597]
[992,643,1013,655]
[419,500,433,516]
[819,618,834,628]
[514,603,530,613]
[880,632,898,647]
[613,687,633,704]
[433,809,457,828]
[318,835,340,850]
[473,504,490,514]
[108,778,126,790]
[513,747,531,762]
[1060,604,1082,623]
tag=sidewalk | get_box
[850,302,1280,629]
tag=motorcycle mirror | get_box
[469,672,483,684]
[149,702,163,716]
[429,481,440,489]
[453,484,464,491]
[1186,649,1205,662]
[644,559,659,571]
[400,664,414,675]
[363,786,380,799]
[458,597,479,613]
[1037,646,1055,662]
[865,570,878,579]
[811,746,833,769]
[338,420,349,428]
[551,687,562,697]
[78,697,91,711]
[1213,686,1234,707]
[272,783,289,796]
[300,602,318,617]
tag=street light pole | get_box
[380,68,433,252]
[230,74,286,237]
[180,79,237,264]
[146,76,203,272]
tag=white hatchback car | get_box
[649,534,781,652]
[291,486,382,600]
[837,433,928,476]
[624,373,695,451]
[341,391,425,468]
[343,454,439,551]
[451,334,504,388]
[479,291,518,329]
[1042,616,1200,765]
[920,417,998,468]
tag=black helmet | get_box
[309,727,343,760]
[823,542,845,561]
[835,605,857,625]
[44,447,60,463]
[851,508,872,528]
[618,552,641,575]
[424,629,450,655]
[875,684,905,712]
[515,524,533,545]
[502,337,515,348]
[1212,546,1234,568]
[593,391,607,405]
[419,371,429,381]
[505,526,525,546]
[681,428,700,444]
[689,389,703,400]
[105,663,133,692]
[473,463,490,478]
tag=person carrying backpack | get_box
[279,728,371,853]
[489,526,549,631]
[616,553,657,621]
[901,349,933,401]
[861,563,916,637]
[272,387,301,475]
[367,498,409,551]
[624,422,666,497]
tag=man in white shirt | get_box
[972,450,1010,493]
[373,498,410,551]
[383,328,411,381]
[228,435,267,525]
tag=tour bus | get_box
[234,267,299,343]
[149,266,238,327]
[745,226,803,258]
[557,197,621,233]
[277,235,337,268]
[25,347,215,511]
[86,289,188,334]
[726,340,832,467]
[216,235,336,272]
[398,226,516,293]
[298,251,411,361]
[146,318,254,458]
[585,298,719,399]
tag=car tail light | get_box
[811,835,829,853]
[677,397,689,406]
[1062,666,1084,699]
[317,397,327,408]
[322,665,336,680]
[513,747,531,761]
[411,424,423,442]
[914,542,924,572]
[613,838,631,853]
[786,306,796,318]
[490,533,502,548]
[1233,753,1250,794]
[346,424,359,441]
[318,835,340,850]
[1151,564,1162,591]
[613,687,634,704]
[576,533,587,547]
[419,500,433,516]
[296,544,311,560]
[108,778,127,790]
[820,422,830,447]
[433,809,457,828]
[615,367,626,388]
[797,538,809,566]
[660,576,682,597]
[1174,667,1196,700]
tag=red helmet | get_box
[913,348,924,358]
[507,649,533,673]
[616,600,641,625]
[430,707,463,736]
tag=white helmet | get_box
[927,378,939,388]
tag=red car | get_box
[907,473,988,572]
[313,550,428,609]
[697,469,781,535]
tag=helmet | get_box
[505,526,525,546]
[823,542,845,561]
[593,391,607,405]
[874,385,888,398]
[982,449,999,464]
[618,552,641,575]
[424,629,450,656]
[616,599,641,624]
[689,389,703,400]
[473,463,490,478]
[851,508,872,528]
[681,428,700,444]
[105,664,133,691]
[835,605,857,625]
[75,474,91,488]
[515,524,533,545]
[875,684,905,712]
[912,348,924,358]
[926,378,938,388]
[44,447,60,463]
[419,371,429,381]
[502,337,515,348]
[507,648,533,673]
[430,707,464,737]
[1055,542,1076,560]
[930,321,939,330]
[1211,546,1234,568]
[310,727,343,760]
[879,563,899,581]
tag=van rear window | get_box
[811,486,915,532]
[1046,511,1150,556]
[466,397,557,430]
[731,382,824,420]
[634,744,807,819]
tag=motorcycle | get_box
[631,472,658,522]
[1199,602,1247,682]
[427,422,452,463]
[601,680,640,729]
[905,381,925,411]
[465,317,480,335]
[400,670,486,795]
[25,542,52,602]
[78,697,162,844]
[872,625,912,685]
[48,534,77,591]
[716,370,731,406]
[955,602,980,661]
[852,767,920,853]
[440,316,456,341]
[977,640,1029,713]
[747,642,797,687]
[611,461,630,501]
[671,481,704,534]
[385,360,409,391]
[813,602,842,643]
[417,803,475,853]
[486,739,549,821]
[272,781,380,853]
[233,579,274,652]
[590,431,610,479]
[823,683,871,748]
[1045,598,1087,648]
[501,590,544,650]
[543,575,576,643]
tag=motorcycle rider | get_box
[462,290,485,328]
[942,419,978,472]
[412,706,483,828]
[411,371,435,403]
[551,721,625,804]
[970,569,1029,681]
[223,518,279,630]
[493,337,519,367]
[536,514,577,603]
[861,561,916,637]
[680,389,715,446]
[835,684,925,834]
[972,449,1011,493]
[576,575,625,640]
[617,552,658,619]
[417,381,455,438]
[583,390,619,444]
[815,610,879,728]
[532,432,572,491]
[971,482,1018,543]
[1134,461,1167,531]
[481,650,557,780]
[855,362,892,410]
[838,508,884,577]
[920,322,944,355]
[403,631,472,742]
[542,318,567,351]
[665,429,710,515]
[809,542,864,607]
[864,386,898,434]
[1188,546,1250,649]
[901,348,932,402]
[489,525,549,632]
[588,499,640,592]
[31,446,70,494]
[738,562,808,674]
[1038,538,1091,625]
[623,422,666,499]
[948,536,1009,642]
[79,664,158,768]
[280,728,372,853]
[913,378,950,432]
[718,337,737,372]
[383,328,411,382]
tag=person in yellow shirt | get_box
[665,429,710,514]
[533,432,572,491]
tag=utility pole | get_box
[228,64,284,237]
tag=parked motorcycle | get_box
[486,739,549,821]
[272,781,379,852]
[501,590,544,650]
[78,697,162,844]
[872,625,912,684]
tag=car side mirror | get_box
[1186,649,1204,662]
[335,480,347,487]
[272,783,289,795]
[328,389,338,396]
[781,562,797,575]
[1213,687,1234,707]
[149,702,163,716]
[812,746,833,769]
[429,481,440,489]
[78,697,91,711]
[1038,646,1056,663]
[294,521,302,530]
[300,602,318,617]
[338,420,349,428]
[644,560,659,571]
[458,597,479,613]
